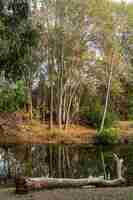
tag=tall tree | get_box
[0,0,41,119]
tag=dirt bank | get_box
[0,112,132,144]
[0,112,96,144]
[0,187,133,200]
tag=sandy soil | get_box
[0,112,96,144]
[0,112,133,144]
[1,187,133,200]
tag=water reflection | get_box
[0,144,132,186]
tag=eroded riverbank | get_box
[0,187,133,200]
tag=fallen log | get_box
[26,176,125,189]
[15,154,125,193]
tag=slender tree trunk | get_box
[99,53,114,133]
[65,95,73,129]
[25,84,33,120]
[71,96,81,123]
[65,82,80,129]
[28,0,32,17]
[58,61,63,129]
[40,101,45,122]
[29,91,33,121]
[47,42,54,129]
[57,9,65,129]
[58,93,63,129]
[46,4,54,129]
[50,83,54,129]
[39,77,46,123]
[58,74,63,129]
[62,89,67,124]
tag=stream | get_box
[0,144,133,186]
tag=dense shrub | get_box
[80,108,118,129]
[128,93,133,120]
[0,81,26,112]
[95,128,120,145]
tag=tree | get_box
[35,0,90,128]
[86,0,128,132]
[0,0,42,119]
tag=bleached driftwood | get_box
[15,154,125,193]
[113,153,124,179]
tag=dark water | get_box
[0,144,133,186]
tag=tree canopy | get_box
[0,0,132,131]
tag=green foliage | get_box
[0,81,26,112]
[2,20,41,81]
[128,90,133,120]
[80,102,119,129]
[0,0,41,82]
[81,109,102,128]
[96,128,120,145]
[0,0,130,128]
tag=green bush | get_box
[96,128,120,145]
[0,80,26,112]
[80,109,118,129]
[103,111,119,129]
[128,94,133,120]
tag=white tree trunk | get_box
[99,53,114,133]
[65,82,80,129]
